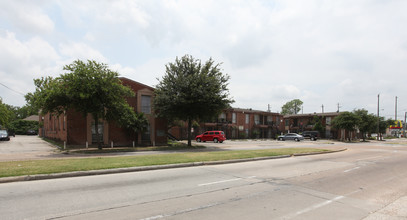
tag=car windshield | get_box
[0,130,7,135]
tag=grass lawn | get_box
[0,148,329,178]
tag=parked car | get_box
[26,129,37,135]
[302,131,319,141]
[278,133,304,141]
[195,131,226,143]
[0,130,10,141]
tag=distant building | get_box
[23,115,39,121]
[283,112,356,140]
[39,77,167,146]
[170,108,284,140]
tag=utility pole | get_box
[395,96,398,121]
[404,112,406,138]
[321,104,324,113]
[337,103,341,113]
[268,104,271,112]
[377,94,380,141]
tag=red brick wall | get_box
[67,109,87,145]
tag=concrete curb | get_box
[0,148,347,184]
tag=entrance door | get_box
[92,122,104,144]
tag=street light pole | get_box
[377,94,380,141]
[395,96,398,121]
[404,112,406,138]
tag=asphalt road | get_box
[1,139,407,219]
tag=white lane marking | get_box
[198,178,242,186]
[356,156,383,161]
[294,195,345,216]
[198,176,257,187]
[344,167,360,173]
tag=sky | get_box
[1,0,406,119]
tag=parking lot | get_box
[0,135,58,161]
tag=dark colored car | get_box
[302,131,319,141]
[0,130,10,141]
[195,131,226,143]
[26,129,38,135]
[278,133,304,141]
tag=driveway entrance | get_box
[0,135,57,161]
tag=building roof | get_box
[227,107,280,115]
[23,115,39,121]
[119,77,155,90]
[284,112,340,118]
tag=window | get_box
[276,116,280,125]
[232,113,236,123]
[141,95,151,114]
[326,117,331,125]
[245,114,249,124]
[219,113,226,122]
[254,115,260,125]
[285,119,290,126]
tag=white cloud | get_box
[0,31,60,105]
[0,1,54,34]
[0,0,407,119]
[59,42,108,64]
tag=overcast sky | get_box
[1,0,406,119]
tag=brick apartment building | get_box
[39,77,167,146]
[283,112,354,139]
[170,108,285,140]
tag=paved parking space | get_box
[0,135,59,161]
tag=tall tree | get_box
[281,99,303,115]
[354,109,376,141]
[27,60,147,149]
[0,98,11,129]
[154,55,234,146]
[332,111,360,141]
[377,117,395,140]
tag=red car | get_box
[195,131,226,143]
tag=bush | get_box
[8,120,39,135]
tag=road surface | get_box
[1,140,407,219]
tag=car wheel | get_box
[294,138,299,142]
[311,137,315,141]
[214,138,218,143]
[278,137,283,141]
[197,138,201,142]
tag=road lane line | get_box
[295,195,345,216]
[356,156,383,161]
[198,178,242,186]
[344,167,360,173]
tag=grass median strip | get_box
[0,148,329,178]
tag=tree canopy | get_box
[27,60,147,149]
[0,98,11,129]
[332,111,360,141]
[154,55,234,146]
[281,99,303,115]
[353,109,377,141]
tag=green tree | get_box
[154,55,234,146]
[376,117,395,140]
[0,98,11,129]
[8,120,39,135]
[312,115,325,135]
[354,109,376,141]
[281,99,303,115]
[332,111,360,141]
[28,60,147,149]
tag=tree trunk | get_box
[94,115,102,150]
[187,117,192,147]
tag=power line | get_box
[0,82,26,96]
